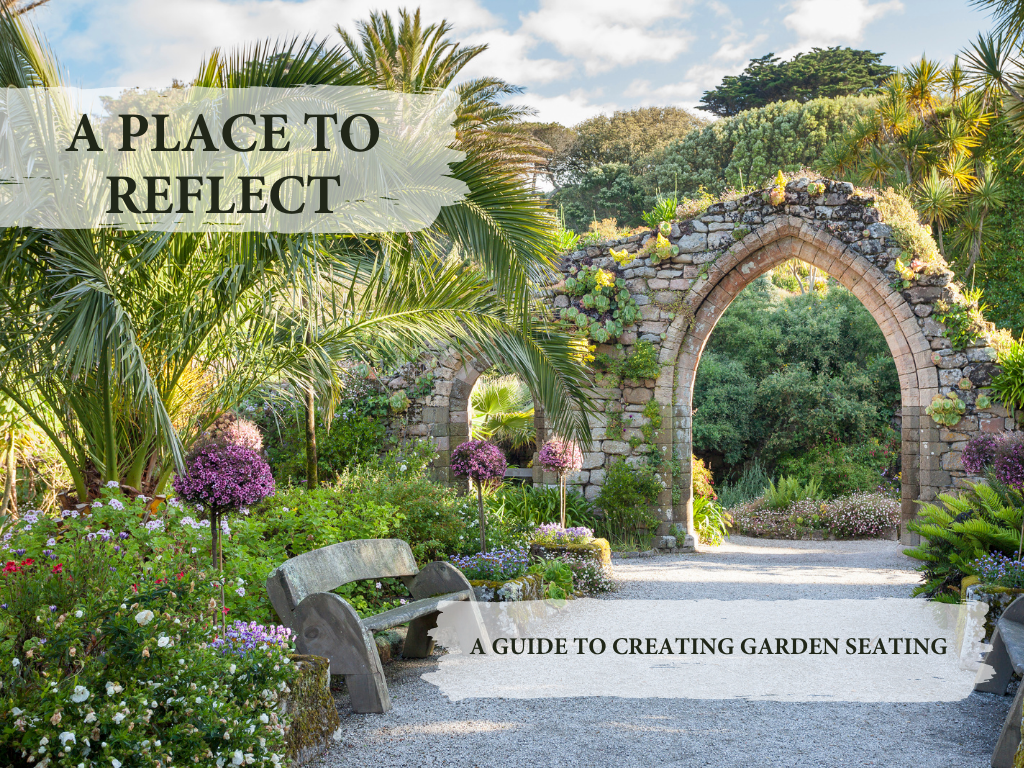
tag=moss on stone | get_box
[530,538,612,572]
[283,654,340,767]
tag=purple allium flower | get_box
[994,435,1024,490]
[537,437,583,476]
[173,444,275,511]
[450,440,507,484]
[962,434,1000,475]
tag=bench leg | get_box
[345,672,392,714]
[977,627,1014,694]
[992,680,1024,768]
[404,612,438,658]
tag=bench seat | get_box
[975,595,1024,767]
[362,589,473,632]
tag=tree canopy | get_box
[698,47,894,117]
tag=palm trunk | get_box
[559,473,567,528]
[476,480,486,553]
[1,430,15,516]
[100,342,117,486]
[305,384,318,489]
[968,208,987,274]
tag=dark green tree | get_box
[698,48,893,117]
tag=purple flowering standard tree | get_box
[451,440,507,553]
[172,444,275,570]
[537,437,583,528]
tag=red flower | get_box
[156,578,164,585]
[222,606,229,615]
[52,563,63,574]
[2,561,19,573]
[131,584,138,593]
[21,558,33,567]
[176,572,184,580]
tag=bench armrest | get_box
[407,560,475,601]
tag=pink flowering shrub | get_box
[450,440,507,484]
[190,411,264,455]
[730,492,899,539]
[537,438,583,476]
[173,444,275,511]
[962,434,1000,475]
[994,436,1024,490]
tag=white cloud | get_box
[460,28,576,85]
[714,33,769,62]
[782,0,904,53]
[35,0,500,87]
[515,89,618,126]
[520,0,696,76]
[628,58,740,110]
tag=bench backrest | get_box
[266,539,419,626]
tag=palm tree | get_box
[0,13,593,502]
[470,375,536,455]
[915,168,959,258]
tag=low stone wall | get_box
[283,655,340,767]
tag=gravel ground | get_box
[313,536,1010,768]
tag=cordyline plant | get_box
[537,436,583,528]
[451,439,507,553]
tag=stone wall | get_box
[394,177,1019,546]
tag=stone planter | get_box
[965,584,1024,642]
[529,538,612,573]
[282,655,340,766]
[470,573,544,602]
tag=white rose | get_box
[135,609,155,625]
[232,750,244,766]
[112,712,125,724]
[259,714,269,724]
[70,685,90,703]
[59,732,76,746]
[74,610,83,618]
[112,760,122,768]
[84,712,96,723]
[157,636,171,648]
[228,664,236,675]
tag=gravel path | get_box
[313,536,1010,768]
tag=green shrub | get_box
[486,484,596,529]
[716,459,771,509]
[905,480,1024,601]
[693,496,731,546]
[595,461,662,548]
[529,560,574,599]
[775,436,899,498]
[764,475,822,508]
[993,338,1024,413]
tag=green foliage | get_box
[596,340,661,383]
[905,480,1024,599]
[258,394,391,486]
[693,496,731,546]
[698,48,893,117]
[641,399,662,444]
[595,460,662,549]
[560,265,641,344]
[642,196,680,229]
[470,374,536,454]
[764,475,823,508]
[646,96,873,196]
[485,484,596,529]
[528,559,574,599]
[693,278,901,476]
[934,289,989,350]
[993,338,1024,413]
[775,436,901,498]
[553,162,650,232]
[716,460,772,509]
[926,392,967,427]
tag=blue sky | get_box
[33,0,995,125]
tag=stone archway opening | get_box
[670,222,929,547]
[684,256,904,531]
[467,370,540,483]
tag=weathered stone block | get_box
[582,452,604,470]
[676,233,707,252]
[602,440,629,455]
[624,388,654,404]
[708,231,735,249]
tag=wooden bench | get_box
[975,595,1024,767]
[266,538,483,714]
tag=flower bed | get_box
[729,492,899,540]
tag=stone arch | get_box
[664,217,933,546]
[397,177,1016,551]
[431,354,548,485]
